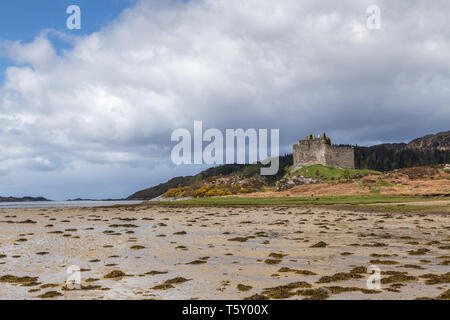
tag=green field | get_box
[155,194,442,206]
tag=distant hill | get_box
[354,130,449,171]
[128,130,449,200]
[368,131,449,152]
[0,196,50,202]
[406,130,449,151]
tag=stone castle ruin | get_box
[293,133,355,169]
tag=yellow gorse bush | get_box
[163,187,189,198]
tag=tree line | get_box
[353,145,449,172]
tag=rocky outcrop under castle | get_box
[275,176,315,191]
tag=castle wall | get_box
[324,145,355,169]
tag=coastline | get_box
[0,204,448,300]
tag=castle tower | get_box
[293,134,354,169]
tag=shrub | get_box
[163,187,189,198]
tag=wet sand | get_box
[0,205,448,300]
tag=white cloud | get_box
[0,0,449,198]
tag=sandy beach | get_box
[0,205,449,300]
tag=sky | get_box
[0,0,449,200]
[0,0,134,81]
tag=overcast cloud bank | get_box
[0,0,449,199]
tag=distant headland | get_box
[0,196,50,202]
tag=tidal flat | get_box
[0,205,448,300]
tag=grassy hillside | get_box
[127,154,293,200]
[286,164,380,182]
[128,131,449,200]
